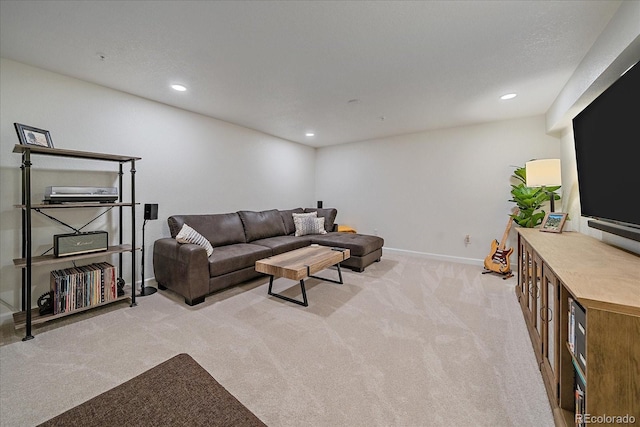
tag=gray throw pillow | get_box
[293,213,327,237]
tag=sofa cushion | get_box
[279,208,304,235]
[238,209,287,242]
[251,235,313,255]
[293,215,327,237]
[311,232,384,257]
[168,213,246,247]
[304,208,338,232]
[175,223,214,257]
[208,244,272,277]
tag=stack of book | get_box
[50,263,117,315]
[568,297,587,372]
[568,297,587,425]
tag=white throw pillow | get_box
[293,215,327,237]
[176,223,213,256]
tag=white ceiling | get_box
[0,0,621,147]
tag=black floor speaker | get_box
[144,203,158,220]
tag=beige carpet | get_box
[0,251,554,427]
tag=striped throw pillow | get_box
[176,223,214,256]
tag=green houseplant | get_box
[509,165,561,228]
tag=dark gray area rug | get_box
[38,353,266,427]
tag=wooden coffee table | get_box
[255,245,350,306]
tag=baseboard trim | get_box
[383,247,483,266]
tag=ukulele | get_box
[484,210,517,275]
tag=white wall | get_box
[316,116,560,263]
[314,0,640,265]
[0,58,316,319]
[546,0,640,134]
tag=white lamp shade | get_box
[525,159,561,187]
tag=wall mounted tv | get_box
[572,60,640,242]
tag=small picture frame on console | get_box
[14,123,54,148]
[540,212,568,233]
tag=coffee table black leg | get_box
[299,279,308,306]
[267,275,309,307]
[308,263,344,285]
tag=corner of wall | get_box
[546,1,640,133]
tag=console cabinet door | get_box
[519,240,543,364]
[517,235,528,305]
[540,264,560,404]
[520,242,534,321]
[530,252,543,363]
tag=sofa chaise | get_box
[152,208,384,305]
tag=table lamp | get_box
[525,159,561,212]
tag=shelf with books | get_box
[12,290,131,329]
[12,144,140,340]
[567,297,586,377]
[565,342,586,388]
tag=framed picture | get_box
[14,123,54,148]
[540,212,568,233]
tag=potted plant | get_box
[509,165,561,228]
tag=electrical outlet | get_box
[374,229,378,236]
[464,234,471,244]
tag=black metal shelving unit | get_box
[12,144,141,340]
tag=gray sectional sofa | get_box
[152,208,384,305]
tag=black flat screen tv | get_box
[572,61,640,240]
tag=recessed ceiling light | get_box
[171,84,187,92]
[500,93,517,100]
[305,132,315,137]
